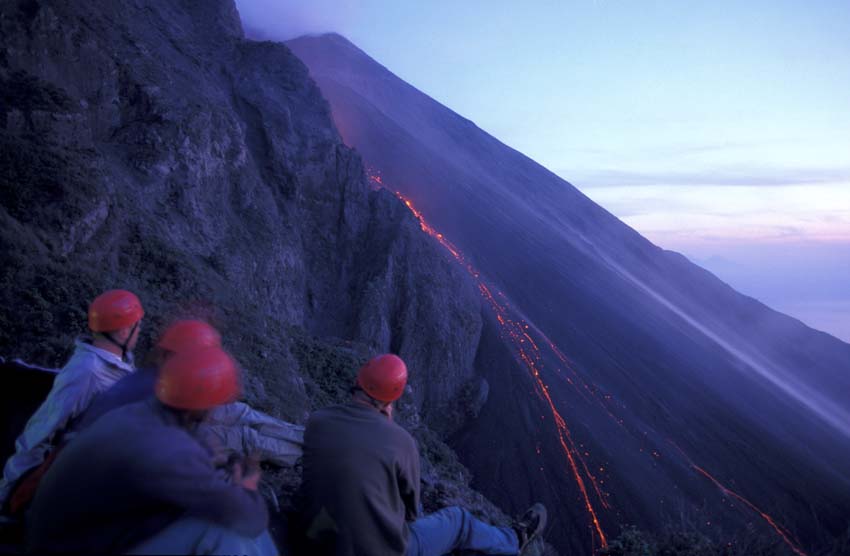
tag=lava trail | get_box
[670,442,808,556]
[368,169,811,555]
[368,172,610,548]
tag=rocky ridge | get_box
[0,0,529,549]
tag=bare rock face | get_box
[0,0,482,431]
[0,1,509,549]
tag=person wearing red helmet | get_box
[298,354,547,556]
[88,289,145,361]
[0,289,144,514]
[27,347,278,556]
[75,319,304,469]
[73,319,223,432]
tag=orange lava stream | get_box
[369,170,812,556]
[543,331,628,430]
[372,176,609,548]
[691,466,807,556]
[670,442,808,556]
[477,279,610,546]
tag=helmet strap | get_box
[102,320,140,362]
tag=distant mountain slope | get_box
[289,33,850,554]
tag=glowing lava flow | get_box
[368,169,811,555]
[371,174,609,548]
[477,280,612,538]
[670,442,808,556]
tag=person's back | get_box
[0,289,144,512]
[29,397,269,554]
[300,402,420,556]
[299,355,548,556]
[73,364,306,467]
[70,366,157,433]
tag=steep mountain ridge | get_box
[288,33,850,555]
[0,0,531,545]
[0,0,488,427]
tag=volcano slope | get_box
[288,33,850,555]
[0,0,545,547]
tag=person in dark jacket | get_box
[298,354,547,556]
[27,347,277,556]
[74,320,304,468]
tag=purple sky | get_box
[234,1,850,342]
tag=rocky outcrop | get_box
[0,0,482,429]
[0,0,510,547]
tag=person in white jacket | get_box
[0,289,144,513]
[74,319,305,470]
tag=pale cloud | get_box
[235,0,357,41]
[578,183,850,248]
[566,167,850,188]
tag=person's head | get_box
[155,346,240,430]
[353,354,408,412]
[88,289,144,360]
[150,319,222,367]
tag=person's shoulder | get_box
[84,398,154,430]
[51,345,100,388]
[60,341,114,375]
[63,342,99,366]
[116,402,206,458]
[386,419,415,443]
[308,403,348,422]
[376,419,418,464]
[119,366,157,387]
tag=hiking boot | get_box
[513,502,547,554]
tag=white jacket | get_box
[0,341,135,506]
[201,402,305,467]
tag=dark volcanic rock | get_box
[0,0,482,426]
[0,0,504,548]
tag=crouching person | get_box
[298,354,547,556]
[76,319,304,468]
[27,347,278,556]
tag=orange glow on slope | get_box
[477,281,612,535]
[692,466,807,556]
[670,442,808,556]
[370,174,609,549]
[368,169,811,556]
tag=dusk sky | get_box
[235,0,850,342]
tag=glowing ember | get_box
[670,442,808,556]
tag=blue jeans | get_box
[125,517,278,555]
[407,506,519,556]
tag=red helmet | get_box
[156,320,221,354]
[155,347,240,410]
[357,354,408,402]
[88,290,144,332]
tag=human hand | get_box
[232,453,262,491]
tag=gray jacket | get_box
[0,341,134,506]
[202,402,305,467]
[73,365,305,467]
